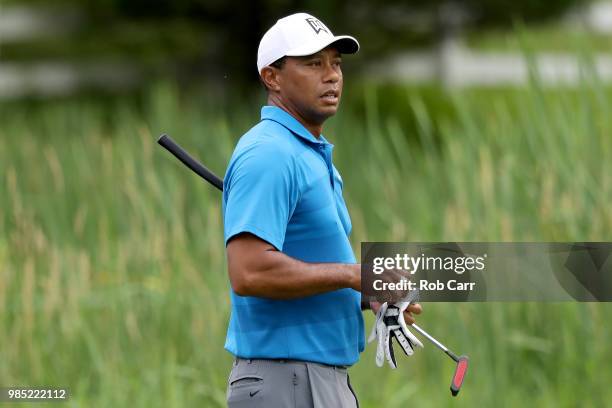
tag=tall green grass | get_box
[1,80,611,407]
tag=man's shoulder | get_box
[233,119,300,162]
[224,119,306,193]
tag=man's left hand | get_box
[370,301,422,324]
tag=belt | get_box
[235,357,349,370]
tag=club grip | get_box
[158,134,224,191]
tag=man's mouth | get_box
[320,90,339,103]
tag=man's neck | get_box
[268,99,322,138]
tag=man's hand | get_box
[361,266,412,305]
[370,301,422,324]
[402,302,422,324]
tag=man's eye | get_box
[308,61,321,66]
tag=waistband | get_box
[234,357,349,371]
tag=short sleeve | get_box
[223,142,300,250]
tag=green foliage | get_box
[0,19,210,64]
[1,78,611,406]
[3,0,592,85]
[460,0,590,25]
[468,22,612,52]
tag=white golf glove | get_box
[367,290,424,369]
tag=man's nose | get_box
[323,62,340,83]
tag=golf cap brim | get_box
[285,35,359,58]
[257,13,359,73]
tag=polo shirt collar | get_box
[261,105,331,145]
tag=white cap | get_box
[257,13,359,74]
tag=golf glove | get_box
[367,290,424,369]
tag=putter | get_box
[157,133,469,396]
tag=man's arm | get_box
[227,233,361,299]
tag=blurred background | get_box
[1,0,611,407]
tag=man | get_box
[223,12,422,407]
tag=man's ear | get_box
[260,66,281,92]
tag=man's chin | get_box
[317,104,339,119]
[303,103,340,126]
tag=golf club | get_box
[157,133,469,396]
[158,134,223,190]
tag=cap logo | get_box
[305,17,329,35]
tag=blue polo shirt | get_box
[222,105,364,366]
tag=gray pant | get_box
[226,358,359,408]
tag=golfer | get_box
[223,13,421,407]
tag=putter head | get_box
[450,355,469,396]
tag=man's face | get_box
[274,47,343,125]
